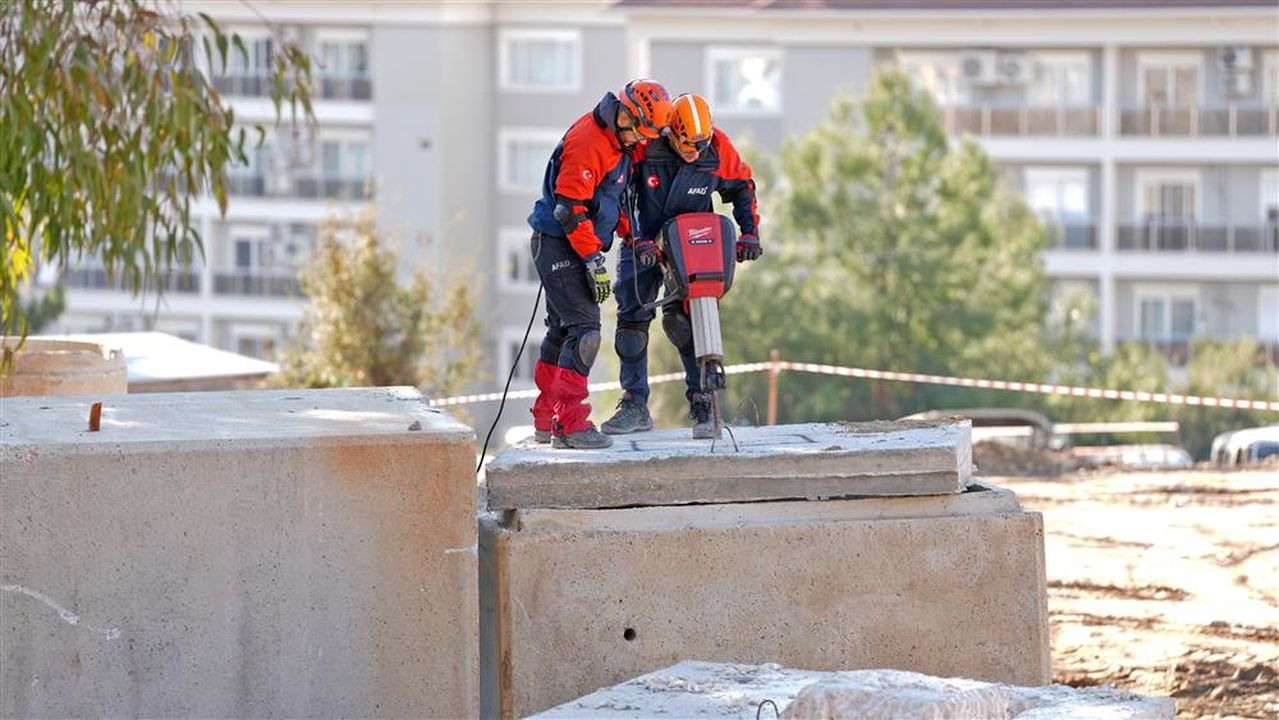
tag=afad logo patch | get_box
[647,174,660,189]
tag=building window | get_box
[1137,52,1201,107]
[230,225,270,270]
[500,29,581,92]
[498,228,539,291]
[1029,52,1091,106]
[1262,169,1278,223]
[1265,51,1279,103]
[1137,169,1199,223]
[1259,286,1278,342]
[707,47,782,114]
[499,129,558,192]
[498,329,544,388]
[1025,167,1092,248]
[317,30,371,100]
[1137,295,1196,341]
[899,52,969,105]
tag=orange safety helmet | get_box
[668,93,714,156]
[618,79,673,140]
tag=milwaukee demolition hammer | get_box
[644,212,739,440]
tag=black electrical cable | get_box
[476,281,543,476]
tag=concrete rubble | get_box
[530,661,1175,719]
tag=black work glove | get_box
[736,234,763,263]
[633,237,659,268]
[585,252,611,304]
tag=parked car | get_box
[1211,425,1279,467]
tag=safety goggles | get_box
[670,132,712,156]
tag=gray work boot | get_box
[533,429,552,444]
[552,424,614,449]
[689,392,717,439]
[600,392,654,435]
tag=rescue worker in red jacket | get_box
[602,93,761,439]
[527,79,674,449]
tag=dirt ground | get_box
[992,468,1279,719]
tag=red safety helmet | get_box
[618,79,673,140]
[668,93,714,156]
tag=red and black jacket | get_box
[625,130,760,245]
[528,93,632,258]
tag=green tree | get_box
[20,284,66,335]
[1,0,312,363]
[1174,338,1277,459]
[716,70,1052,423]
[273,211,483,399]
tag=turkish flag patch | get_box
[647,174,659,189]
[581,169,593,180]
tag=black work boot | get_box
[689,392,717,439]
[552,423,614,449]
[600,392,654,435]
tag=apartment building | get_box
[624,0,1279,368]
[53,0,1278,444]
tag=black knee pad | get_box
[570,328,601,374]
[615,321,650,364]
[662,310,694,356]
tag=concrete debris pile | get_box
[530,661,1175,719]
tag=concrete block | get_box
[480,483,1049,718]
[486,419,973,510]
[1,387,477,718]
[529,662,1174,719]
[0,338,127,397]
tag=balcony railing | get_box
[318,74,372,101]
[63,267,199,293]
[214,74,271,97]
[939,105,1101,137]
[214,269,301,297]
[1043,221,1098,250]
[226,172,373,201]
[1117,222,1279,253]
[291,174,373,201]
[1119,105,1279,137]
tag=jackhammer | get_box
[643,212,738,440]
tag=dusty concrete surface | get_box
[486,419,972,510]
[0,338,127,397]
[480,482,1049,718]
[0,387,478,718]
[998,469,1279,720]
[529,661,1173,719]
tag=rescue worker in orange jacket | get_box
[601,92,761,439]
[526,79,674,448]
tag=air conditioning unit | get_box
[1218,46,1254,72]
[996,52,1034,85]
[960,50,999,86]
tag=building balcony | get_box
[939,105,1101,137]
[213,269,302,298]
[63,266,200,293]
[1118,105,1278,138]
[214,74,272,97]
[1043,221,1098,250]
[226,172,373,201]
[1117,222,1279,254]
[318,74,372,101]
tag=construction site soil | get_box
[993,468,1278,719]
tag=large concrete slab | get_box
[485,419,973,510]
[479,483,1049,719]
[530,662,1174,719]
[1,387,478,718]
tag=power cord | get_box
[476,235,546,476]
